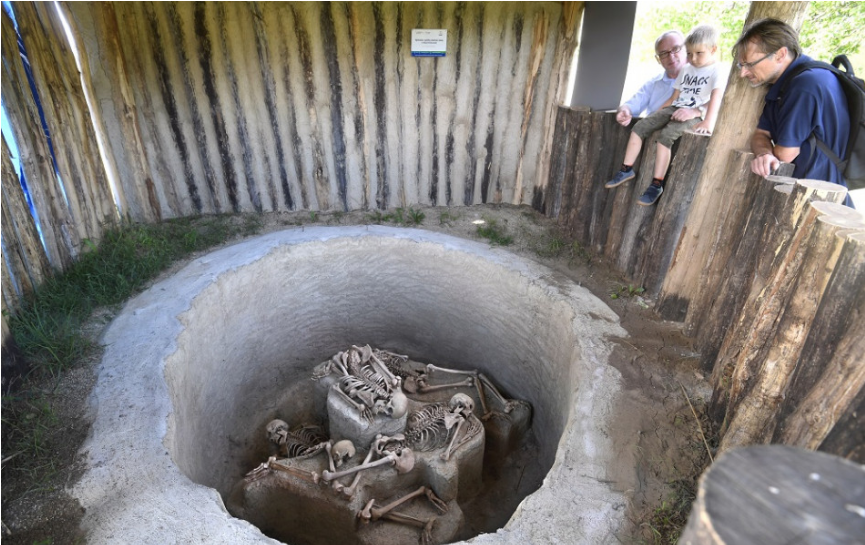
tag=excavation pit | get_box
[73,226,630,544]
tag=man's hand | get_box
[751,152,781,177]
[671,108,701,122]
[615,106,632,127]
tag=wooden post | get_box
[632,132,709,295]
[694,172,795,371]
[680,445,865,545]
[656,1,810,321]
[709,180,847,428]
[717,203,857,453]
[773,231,865,455]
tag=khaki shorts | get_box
[632,106,701,148]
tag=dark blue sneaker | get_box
[605,169,636,188]
[637,184,663,206]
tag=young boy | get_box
[606,25,725,206]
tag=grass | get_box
[365,207,425,226]
[645,478,697,544]
[2,214,262,480]
[610,284,646,299]
[476,217,513,246]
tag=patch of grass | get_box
[476,218,513,246]
[309,211,318,223]
[439,210,458,226]
[610,284,645,300]
[535,233,568,258]
[366,210,388,224]
[645,478,697,544]
[327,211,344,224]
[406,208,425,226]
[570,240,592,265]
[3,214,258,477]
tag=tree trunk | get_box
[656,1,810,322]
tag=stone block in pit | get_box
[327,385,407,446]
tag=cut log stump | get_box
[680,445,865,545]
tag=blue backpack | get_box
[779,55,865,190]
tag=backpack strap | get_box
[777,60,848,172]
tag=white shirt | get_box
[622,72,677,117]
[672,63,724,116]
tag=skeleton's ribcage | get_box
[404,404,453,452]
[337,373,389,406]
[284,426,328,457]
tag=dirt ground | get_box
[1,204,714,544]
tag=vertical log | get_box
[656,1,810,320]
[558,108,593,239]
[587,113,632,252]
[633,132,709,295]
[717,205,857,453]
[1,9,74,269]
[66,3,159,222]
[710,180,847,428]
[17,3,117,240]
[695,173,796,371]
[603,132,658,262]
[774,231,865,455]
[536,2,583,214]
[2,138,52,301]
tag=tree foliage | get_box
[630,1,864,71]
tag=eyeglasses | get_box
[655,45,683,61]
[736,51,775,70]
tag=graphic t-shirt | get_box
[672,63,724,116]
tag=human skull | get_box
[331,440,356,468]
[449,393,475,416]
[266,419,289,446]
[388,391,409,419]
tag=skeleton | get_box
[417,364,530,421]
[313,345,409,421]
[357,486,448,545]
[343,393,481,467]
[319,434,416,498]
[265,419,330,458]
[245,420,356,484]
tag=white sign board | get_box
[411,29,447,57]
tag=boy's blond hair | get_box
[686,25,719,48]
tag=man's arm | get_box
[750,128,800,177]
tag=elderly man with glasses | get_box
[615,30,686,126]
[735,18,851,204]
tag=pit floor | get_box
[1,204,712,544]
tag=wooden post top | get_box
[681,445,865,545]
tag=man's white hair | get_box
[655,30,684,50]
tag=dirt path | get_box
[1,204,712,544]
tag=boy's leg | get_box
[637,118,701,205]
[606,107,675,189]
[653,143,672,180]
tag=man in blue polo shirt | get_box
[615,30,686,126]
[734,18,851,204]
